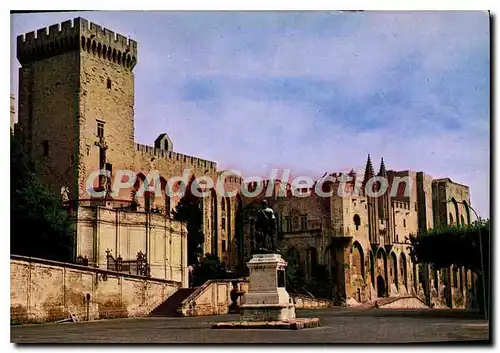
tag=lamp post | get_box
[447,200,487,320]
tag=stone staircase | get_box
[361,296,429,309]
[149,288,198,317]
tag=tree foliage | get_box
[409,220,490,274]
[172,183,204,266]
[279,248,333,299]
[10,130,74,262]
[189,253,229,287]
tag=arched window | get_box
[449,212,454,226]
[353,214,361,231]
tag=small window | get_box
[285,217,292,232]
[42,140,49,156]
[353,214,361,231]
[403,219,406,228]
[222,240,226,253]
[222,217,226,230]
[106,78,112,89]
[97,121,105,138]
[300,215,307,230]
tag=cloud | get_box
[10,11,490,217]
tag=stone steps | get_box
[361,296,429,309]
[149,288,198,317]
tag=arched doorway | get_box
[376,248,388,296]
[377,275,386,297]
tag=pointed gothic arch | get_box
[451,198,460,227]
[390,252,398,289]
[463,201,471,224]
[351,241,365,281]
[400,252,408,290]
[376,247,388,296]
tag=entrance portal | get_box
[377,275,386,297]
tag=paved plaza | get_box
[11,308,490,344]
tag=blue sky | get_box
[10,11,490,217]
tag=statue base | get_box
[239,253,296,321]
[240,303,296,321]
[212,254,321,330]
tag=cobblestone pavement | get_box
[11,308,490,344]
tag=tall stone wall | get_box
[10,255,180,325]
[75,206,188,286]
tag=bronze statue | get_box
[254,200,278,253]
[228,281,245,314]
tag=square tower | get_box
[16,17,138,201]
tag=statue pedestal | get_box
[240,253,296,321]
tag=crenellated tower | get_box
[16,17,138,201]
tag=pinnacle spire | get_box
[363,154,374,185]
[378,157,387,177]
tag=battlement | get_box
[17,17,137,70]
[135,143,217,173]
[392,200,411,210]
[216,171,243,184]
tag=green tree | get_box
[409,220,490,314]
[408,220,490,274]
[172,180,204,265]
[10,130,74,262]
[189,253,228,287]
